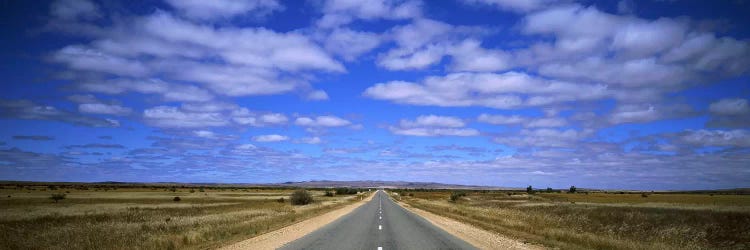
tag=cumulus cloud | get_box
[164,0,283,20]
[364,71,608,109]
[316,0,422,28]
[142,104,291,129]
[709,98,749,116]
[679,129,750,148]
[0,99,119,127]
[294,115,352,127]
[78,103,132,116]
[143,106,228,128]
[608,103,694,124]
[323,28,382,61]
[477,114,526,125]
[390,115,479,136]
[50,10,345,100]
[461,0,560,13]
[252,134,289,142]
[494,128,593,147]
[297,136,323,144]
[306,90,330,101]
[50,0,100,20]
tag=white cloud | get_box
[143,106,228,128]
[316,0,422,28]
[608,103,693,124]
[252,134,289,142]
[164,0,282,20]
[78,103,132,116]
[364,71,608,109]
[709,98,749,116]
[1,99,119,127]
[50,0,100,20]
[297,136,323,144]
[680,129,750,148]
[193,130,216,138]
[77,78,214,102]
[461,0,559,13]
[526,117,567,128]
[52,10,346,100]
[306,90,330,101]
[323,28,382,61]
[494,128,592,147]
[400,115,465,128]
[294,115,352,127]
[231,108,288,127]
[477,114,526,125]
[390,115,478,137]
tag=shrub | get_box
[526,185,534,194]
[173,196,181,202]
[169,187,177,192]
[641,193,649,198]
[198,187,205,192]
[334,187,359,195]
[50,193,66,203]
[290,189,313,205]
[277,197,285,203]
[546,187,553,193]
[189,189,195,193]
[324,190,334,197]
[449,191,466,202]
[569,186,577,193]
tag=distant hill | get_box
[267,180,512,190]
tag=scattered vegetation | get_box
[0,183,365,249]
[393,189,750,250]
[569,185,577,193]
[324,190,335,197]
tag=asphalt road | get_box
[280,190,477,250]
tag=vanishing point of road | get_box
[281,190,477,250]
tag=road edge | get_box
[219,191,376,250]
[395,200,546,250]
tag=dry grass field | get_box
[393,190,750,250]
[0,184,367,249]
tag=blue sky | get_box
[1,0,749,190]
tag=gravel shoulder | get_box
[219,192,375,250]
[397,201,546,250]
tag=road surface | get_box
[281,190,477,250]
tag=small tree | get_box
[50,193,66,203]
[290,189,313,205]
[526,185,534,194]
[546,187,553,193]
[569,186,577,193]
[324,190,335,197]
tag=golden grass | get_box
[0,187,363,249]
[396,191,750,250]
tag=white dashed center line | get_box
[379,225,382,230]
[378,247,383,250]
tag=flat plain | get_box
[393,190,750,250]
[0,184,362,250]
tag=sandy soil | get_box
[398,202,546,250]
[219,192,375,250]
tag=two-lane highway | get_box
[281,190,476,250]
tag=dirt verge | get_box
[397,201,546,250]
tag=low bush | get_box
[173,196,181,202]
[50,193,66,203]
[290,189,313,205]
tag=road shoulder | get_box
[220,192,376,250]
[396,201,546,250]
